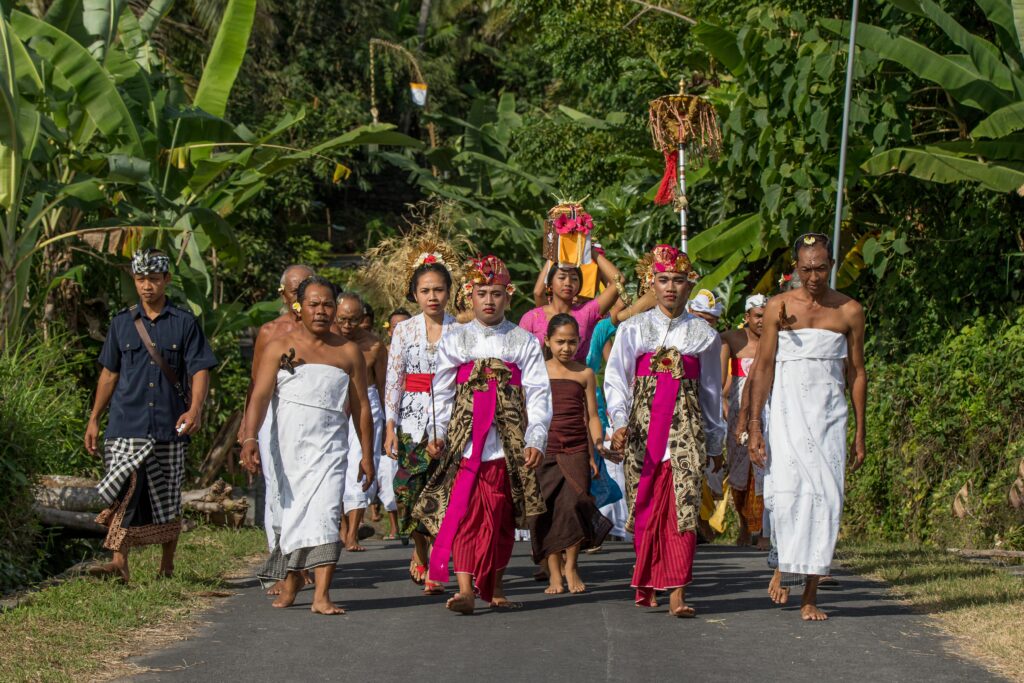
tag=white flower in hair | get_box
[414,252,445,268]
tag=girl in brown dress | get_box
[531,314,612,594]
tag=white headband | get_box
[745,294,768,311]
[688,289,722,317]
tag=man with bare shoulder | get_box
[336,292,388,551]
[720,294,769,549]
[239,276,374,615]
[239,265,314,595]
[746,233,867,622]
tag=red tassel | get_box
[654,149,678,206]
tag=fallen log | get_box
[181,480,250,529]
[34,476,103,513]
[32,504,106,534]
[947,547,1024,560]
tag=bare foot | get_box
[544,579,565,595]
[310,598,346,615]
[801,604,829,621]
[345,544,366,552]
[565,568,586,594]
[266,580,284,596]
[272,574,301,608]
[768,569,790,605]
[489,596,523,609]
[736,527,751,546]
[446,592,475,615]
[301,570,313,586]
[86,562,129,584]
[669,588,696,618]
[156,569,174,580]
[756,536,771,551]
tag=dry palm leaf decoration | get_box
[1009,458,1024,510]
[648,79,722,208]
[356,200,473,315]
[952,480,973,519]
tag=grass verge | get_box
[0,525,265,683]
[836,542,1024,682]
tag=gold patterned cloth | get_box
[413,358,545,535]
[622,347,707,534]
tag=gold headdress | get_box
[635,244,700,295]
[356,201,473,313]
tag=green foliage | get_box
[0,334,94,590]
[844,311,1024,548]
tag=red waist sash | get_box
[731,359,748,378]
[404,373,434,392]
[428,360,521,584]
[633,351,699,542]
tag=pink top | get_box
[519,299,602,362]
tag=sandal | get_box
[382,533,399,541]
[409,559,426,585]
[423,579,445,595]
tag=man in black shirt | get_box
[85,249,217,582]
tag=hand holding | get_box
[524,447,542,469]
[426,439,446,459]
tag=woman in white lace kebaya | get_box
[382,256,457,594]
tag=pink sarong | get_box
[428,361,521,585]
[451,459,515,602]
[631,352,699,543]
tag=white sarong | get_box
[344,384,384,513]
[764,329,848,576]
[726,360,764,493]
[270,364,350,556]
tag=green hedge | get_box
[0,337,92,590]
[844,311,1024,549]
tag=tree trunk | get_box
[417,0,431,51]
[195,410,242,487]
[34,476,104,512]
[32,504,106,534]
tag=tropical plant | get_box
[0,0,422,347]
[824,0,1024,195]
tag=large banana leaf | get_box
[973,0,1024,57]
[820,18,1014,112]
[82,0,128,63]
[972,100,1024,137]
[192,0,255,118]
[138,0,175,35]
[0,14,21,211]
[692,22,744,74]
[888,0,1023,96]
[689,213,760,262]
[10,11,143,154]
[862,146,1024,193]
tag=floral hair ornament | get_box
[414,251,445,268]
[291,302,302,314]
[645,244,698,284]
[459,254,515,308]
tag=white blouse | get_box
[383,312,457,443]
[604,307,726,459]
[429,319,552,461]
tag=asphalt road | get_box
[130,541,1001,682]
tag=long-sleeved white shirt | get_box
[383,312,457,443]
[604,307,725,458]
[429,318,552,462]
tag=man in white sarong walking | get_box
[240,275,374,615]
[745,232,867,621]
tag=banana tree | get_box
[821,0,1024,195]
[0,0,422,346]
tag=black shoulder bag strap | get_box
[134,316,191,408]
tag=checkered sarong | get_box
[97,438,186,525]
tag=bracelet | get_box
[241,437,258,445]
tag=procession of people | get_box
[86,208,866,622]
